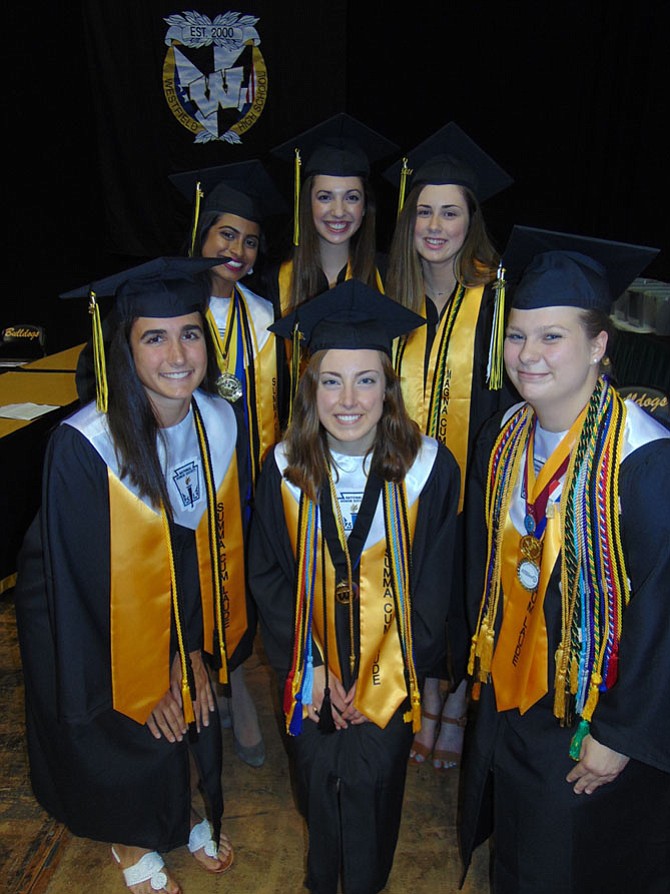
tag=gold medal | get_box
[518,534,542,591]
[216,372,243,402]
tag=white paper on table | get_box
[0,402,60,420]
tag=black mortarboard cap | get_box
[384,122,513,202]
[169,159,287,223]
[272,113,399,179]
[269,279,425,355]
[503,226,660,312]
[60,257,223,319]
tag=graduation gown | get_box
[249,437,460,894]
[14,392,252,850]
[394,283,517,678]
[460,401,670,893]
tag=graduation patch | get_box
[173,460,202,509]
[163,10,267,144]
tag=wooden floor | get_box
[1,593,490,893]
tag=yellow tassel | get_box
[397,157,411,219]
[89,290,108,414]
[182,682,195,724]
[486,263,506,390]
[189,181,204,257]
[553,668,566,721]
[293,149,301,247]
[476,621,495,679]
[218,660,229,686]
[467,635,478,676]
[582,673,602,722]
[288,322,302,425]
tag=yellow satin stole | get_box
[397,285,484,512]
[281,481,418,729]
[109,453,246,723]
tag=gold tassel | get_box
[218,661,229,686]
[89,290,108,414]
[467,634,478,676]
[582,673,602,722]
[189,181,204,257]
[569,653,580,694]
[486,262,506,390]
[288,322,302,425]
[397,157,411,218]
[293,149,301,247]
[182,681,195,724]
[476,621,495,680]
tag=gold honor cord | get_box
[487,263,506,390]
[397,157,411,219]
[293,149,302,247]
[160,506,196,724]
[189,181,204,257]
[192,399,230,685]
[89,289,108,414]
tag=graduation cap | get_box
[502,226,660,312]
[384,122,513,215]
[60,257,222,412]
[169,159,288,256]
[272,113,399,245]
[270,278,424,356]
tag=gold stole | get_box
[207,298,279,478]
[397,286,484,512]
[109,454,246,723]
[277,259,385,315]
[195,449,247,663]
[490,414,584,713]
[281,481,418,729]
[490,509,560,713]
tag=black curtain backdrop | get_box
[8,0,669,354]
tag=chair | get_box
[617,385,670,429]
[0,324,46,366]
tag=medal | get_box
[216,372,243,402]
[335,580,358,604]
[517,534,542,591]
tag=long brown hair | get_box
[106,310,220,509]
[288,174,378,309]
[283,349,422,502]
[386,182,499,312]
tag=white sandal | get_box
[111,847,169,891]
[188,818,234,873]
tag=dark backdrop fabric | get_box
[7,1,669,355]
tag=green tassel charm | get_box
[569,718,590,760]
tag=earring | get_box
[246,267,254,276]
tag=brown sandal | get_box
[432,714,467,770]
[408,710,441,764]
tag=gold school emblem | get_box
[162,10,268,144]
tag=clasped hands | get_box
[146,650,215,742]
[305,664,369,729]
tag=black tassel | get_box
[317,688,336,734]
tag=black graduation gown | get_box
[398,283,518,679]
[14,402,252,851]
[459,407,670,893]
[249,442,460,894]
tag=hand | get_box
[305,665,349,730]
[340,681,369,725]
[188,649,215,733]
[566,734,630,795]
[146,653,187,742]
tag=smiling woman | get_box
[14,258,254,893]
[250,280,461,894]
[461,229,669,894]
[130,314,208,427]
